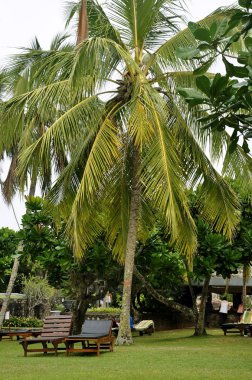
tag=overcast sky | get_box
[0,0,234,230]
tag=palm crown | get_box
[1,1,245,258]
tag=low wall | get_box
[86,310,194,331]
[86,310,239,330]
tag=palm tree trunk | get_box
[29,171,37,196]
[0,256,20,327]
[116,149,140,345]
[76,0,88,44]
[242,264,249,308]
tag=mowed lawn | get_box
[1,329,252,380]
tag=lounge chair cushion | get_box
[134,320,154,331]
[65,319,114,356]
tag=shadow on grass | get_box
[132,328,235,345]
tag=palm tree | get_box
[0,34,75,202]
[1,0,250,343]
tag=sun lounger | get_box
[65,319,115,356]
[20,315,72,356]
[134,320,154,336]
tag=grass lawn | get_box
[1,328,252,380]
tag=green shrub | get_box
[3,316,43,328]
[87,307,121,313]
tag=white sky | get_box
[0,0,234,230]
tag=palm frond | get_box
[169,104,240,239]
[70,37,140,88]
[1,152,19,203]
[60,109,122,257]
[103,151,131,261]
[140,89,197,256]
[222,147,252,196]
[153,5,239,71]
[124,81,156,149]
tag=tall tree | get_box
[0,34,74,202]
[0,242,23,328]
[0,1,247,344]
[231,191,252,308]
[185,220,241,336]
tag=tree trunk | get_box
[194,277,210,336]
[29,172,37,196]
[184,260,198,326]
[116,150,140,345]
[242,264,249,308]
[72,297,90,334]
[133,266,193,318]
[184,260,211,336]
[224,278,230,295]
[0,256,20,327]
[70,270,106,334]
[76,0,88,44]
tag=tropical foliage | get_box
[0,0,250,343]
[19,196,122,331]
[0,228,19,290]
[177,0,252,153]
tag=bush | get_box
[87,307,121,313]
[3,316,43,328]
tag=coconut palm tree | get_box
[0,0,89,202]
[1,0,250,343]
[0,34,75,202]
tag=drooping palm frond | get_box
[65,125,122,257]
[103,150,131,261]
[222,147,252,195]
[168,106,240,240]
[70,36,141,88]
[136,87,197,255]
[15,94,106,185]
[1,151,19,203]
[0,72,6,98]
[125,81,156,149]
[4,37,73,95]
[146,59,241,240]
[147,57,250,198]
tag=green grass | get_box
[1,329,252,380]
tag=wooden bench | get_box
[20,315,72,356]
[221,323,246,336]
[65,319,115,356]
[221,310,252,336]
